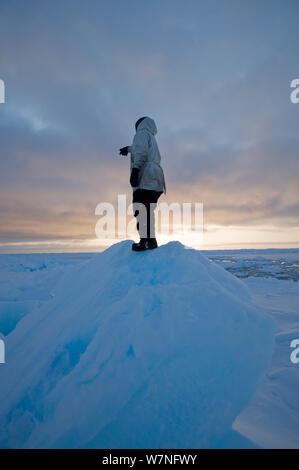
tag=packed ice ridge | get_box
[0,241,275,448]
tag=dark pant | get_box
[133,189,163,239]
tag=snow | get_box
[233,277,299,448]
[0,301,37,336]
[0,241,276,448]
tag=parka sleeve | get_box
[130,131,149,169]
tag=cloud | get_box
[0,0,299,249]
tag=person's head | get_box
[135,116,147,131]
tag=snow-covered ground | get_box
[0,244,298,448]
[207,249,299,448]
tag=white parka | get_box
[128,117,166,193]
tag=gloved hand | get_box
[130,168,140,187]
[119,146,129,156]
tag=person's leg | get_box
[146,190,163,244]
[133,189,149,240]
[132,189,162,250]
[132,189,148,250]
[132,189,142,234]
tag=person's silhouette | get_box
[119,116,166,251]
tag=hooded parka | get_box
[128,117,166,193]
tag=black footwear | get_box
[132,239,148,251]
[147,238,158,249]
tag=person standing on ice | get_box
[119,116,166,251]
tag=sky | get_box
[0,0,299,252]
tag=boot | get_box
[132,238,148,251]
[147,238,158,249]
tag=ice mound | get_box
[0,241,275,448]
